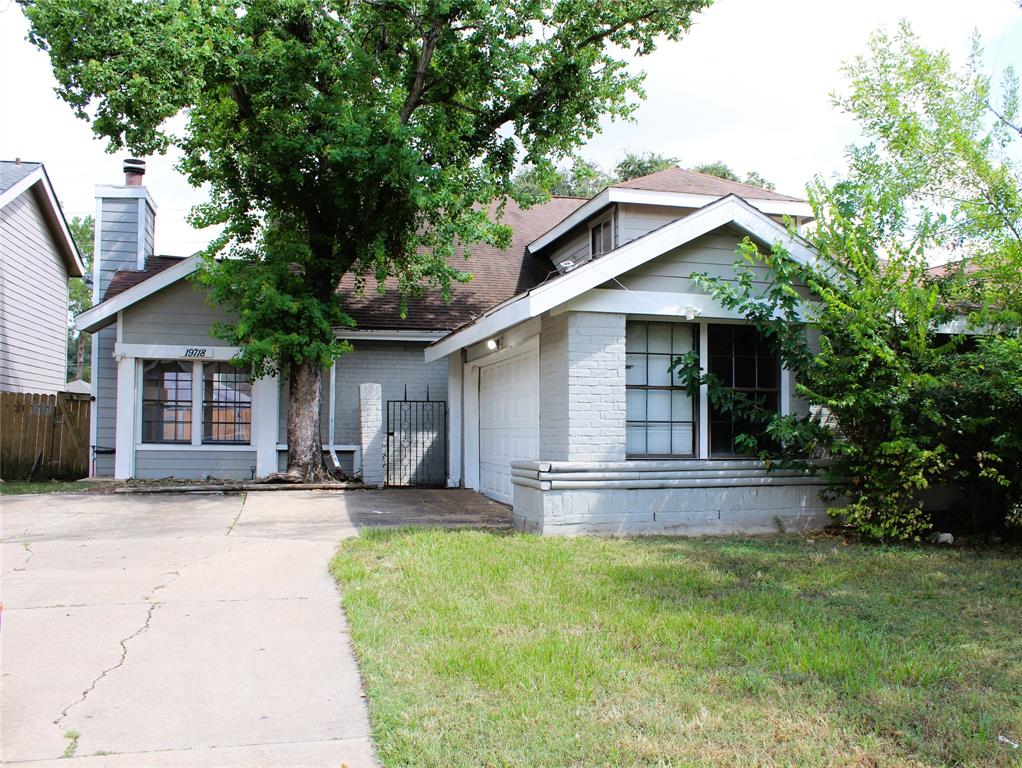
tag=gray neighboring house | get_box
[79,160,834,535]
[0,160,84,395]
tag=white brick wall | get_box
[358,383,384,488]
[539,311,627,461]
[567,312,626,461]
[539,313,569,459]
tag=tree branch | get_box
[400,19,446,124]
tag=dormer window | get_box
[590,214,614,258]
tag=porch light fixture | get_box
[683,306,702,321]
[486,338,500,351]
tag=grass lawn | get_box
[0,480,113,495]
[332,530,1022,768]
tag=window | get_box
[141,361,192,443]
[590,215,614,258]
[202,362,252,444]
[708,324,780,456]
[625,321,697,456]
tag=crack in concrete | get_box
[53,600,161,728]
[51,545,233,733]
[12,595,313,611]
[3,542,34,576]
[225,492,247,536]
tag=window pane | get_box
[757,357,778,389]
[626,390,646,421]
[672,390,693,421]
[141,361,193,444]
[648,324,671,353]
[672,423,694,455]
[672,324,693,354]
[591,227,600,257]
[710,417,734,456]
[626,354,647,385]
[626,424,646,455]
[602,221,613,254]
[647,356,672,386]
[734,356,756,388]
[647,422,670,454]
[626,323,646,352]
[733,325,756,356]
[647,390,671,421]
[708,324,731,354]
[203,362,252,444]
[710,354,732,385]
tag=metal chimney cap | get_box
[123,158,145,186]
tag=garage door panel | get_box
[478,350,539,504]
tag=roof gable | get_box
[426,195,816,362]
[615,166,803,202]
[78,197,588,334]
[0,161,84,277]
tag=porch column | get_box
[253,372,279,477]
[447,352,463,488]
[358,383,384,488]
[698,319,709,459]
[114,355,136,479]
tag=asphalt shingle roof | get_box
[0,160,42,195]
[615,166,804,202]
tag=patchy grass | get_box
[61,730,80,759]
[0,480,115,495]
[332,530,1022,768]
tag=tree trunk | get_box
[285,357,325,481]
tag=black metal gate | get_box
[385,394,447,487]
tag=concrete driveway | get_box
[1,489,505,767]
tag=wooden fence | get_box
[0,391,91,481]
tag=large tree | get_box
[677,23,1022,539]
[23,0,713,479]
[67,215,94,381]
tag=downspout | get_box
[327,360,340,472]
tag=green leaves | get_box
[23,0,715,384]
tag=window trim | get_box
[625,320,699,459]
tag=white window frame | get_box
[136,358,253,449]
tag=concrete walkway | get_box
[0,489,446,767]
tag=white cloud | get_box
[1,0,1019,255]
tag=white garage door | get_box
[478,349,540,504]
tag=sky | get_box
[1,0,1020,257]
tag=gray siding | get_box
[93,325,118,476]
[0,190,70,394]
[98,198,140,297]
[617,203,690,245]
[610,229,771,295]
[122,280,238,346]
[134,450,257,480]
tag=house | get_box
[77,160,833,534]
[0,160,84,394]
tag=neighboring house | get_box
[0,160,84,394]
[78,160,832,534]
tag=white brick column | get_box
[358,382,384,488]
[565,312,627,461]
